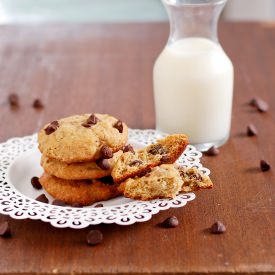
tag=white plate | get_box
[0,129,210,229]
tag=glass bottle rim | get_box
[162,0,227,6]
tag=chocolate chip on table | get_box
[210,221,226,234]
[249,97,258,107]
[32,99,44,109]
[94,203,104,208]
[86,230,103,246]
[161,216,179,228]
[45,121,59,135]
[255,99,269,112]
[100,145,113,159]
[249,97,269,112]
[31,177,42,190]
[247,123,258,136]
[113,120,123,133]
[52,199,67,206]
[96,159,111,170]
[0,221,11,238]
[87,114,99,125]
[129,160,143,166]
[260,160,271,172]
[123,144,135,153]
[8,93,19,107]
[35,194,49,204]
[204,146,220,156]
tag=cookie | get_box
[39,173,120,206]
[118,164,182,200]
[112,134,188,183]
[177,166,213,192]
[38,114,128,163]
[118,165,213,201]
[41,151,122,180]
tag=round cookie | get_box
[39,173,121,206]
[41,151,122,180]
[38,114,128,163]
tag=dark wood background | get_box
[0,22,274,275]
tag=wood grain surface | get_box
[0,22,274,275]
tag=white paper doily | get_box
[0,129,210,229]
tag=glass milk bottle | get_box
[153,0,234,151]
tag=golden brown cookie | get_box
[112,134,188,184]
[118,164,213,201]
[118,164,182,200]
[39,173,120,206]
[177,166,213,193]
[41,151,122,180]
[38,114,128,163]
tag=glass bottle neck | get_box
[163,0,227,45]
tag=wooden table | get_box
[0,22,274,275]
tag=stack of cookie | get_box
[38,114,128,206]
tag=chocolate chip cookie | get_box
[118,164,183,200]
[111,134,188,183]
[118,164,213,201]
[177,166,213,192]
[38,114,128,163]
[39,173,120,206]
[41,151,122,180]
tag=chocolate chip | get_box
[249,98,257,107]
[160,155,170,163]
[247,124,258,136]
[94,203,104,208]
[161,216,179,228]
[33,99,44,109]
[35,194,49,204]
[113,120,123,133]
[123,144,135,153]
[45,121,59,135]
[189,173,203,181]
[96,159,111,170]
[210,221,226,234]
[100,145,113,159]
[8,93,19,107]
[205,146,219,156]
[129,160,143,166]
[87,114,99,125]
[52,199,67,206]
[138,168,151,177]
[86,230,103,246]
[0,221,11,238]
[260,160,271,172]
[100,176,114,185]
[81,123,92,128]
[255,98,269,112]
[31,177,42,190]
[148,144,167,155]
